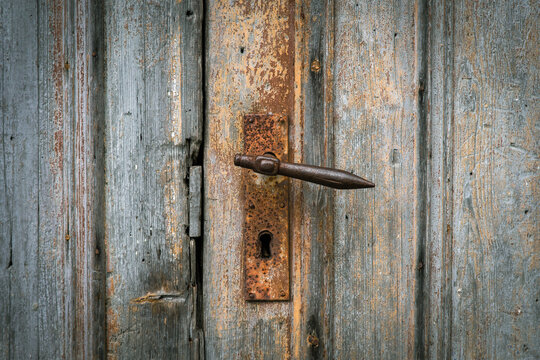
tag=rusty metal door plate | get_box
[241,114,289,301]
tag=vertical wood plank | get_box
[290,0,336,358]
[204,0,294,358]
[36,0,73,358]
[74,0,107,358]
[104,0,201,358]
[1,0,40,357]
[425,0,455,357]
[449,1,539,358]
[332,0,421,358]
[1,0,199,357]
[1,0,105,358]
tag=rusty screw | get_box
[249,293,255,299]
[280,290,286,297]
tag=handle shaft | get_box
[234,154,374,190]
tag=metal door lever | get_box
[234,154,375,189]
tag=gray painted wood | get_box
[1,0,40,357]
[189,166,202,238]
[331,0,539,358]
[332,1,422,358]
[1,0,105,358]
[73,1,107,357]
[1,0,201,358]
[36,0,74,357]
[429,1,539,358]
[104,0,202,358]
[425,0,457,357]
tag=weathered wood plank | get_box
[204,0,294,358]
[332,0,421,358]
[1,0,40,357]
[0,1,47,359]
[73,0,107,358]
[189,166,202,238]
[104,0,201,358]
[2,1,536,359]
[425,0,456,357]
[289,0,336,358]
[448,1,539,358]
[36,0,73,358]
[1,0,105,358]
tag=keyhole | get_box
[259,231,273,258]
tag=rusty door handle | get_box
[234,154,375,189]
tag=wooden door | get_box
[1,0,203,358]
[1,0,538,359]
[203,0,538,359]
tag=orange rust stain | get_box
[205,0,294,357]
[107,276,115,298]
[107,307,119,359]
[104,224,113,274]
[310,59,321,73]
[50,130,64,174]
[290,1,310,358]
[50,0,64,126]
[49,0,65,176]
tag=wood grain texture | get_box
[2,0,538,358]
[331,0,422,358]
[290,0,336,358]
[1,0,105,358]
[189,166,203,239]
[445,1,538,358]
[424,0,540,358]
[1,0,41,357]
[104,0,202,358]
[1,0,202,357]
[203,0,294,358]
[73,1,107,358]
[205,1,539,359]
[424,0,456,357]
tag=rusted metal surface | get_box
[241,114,289,301]
[235,153,375,189]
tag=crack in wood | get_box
[131,291,187,304]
